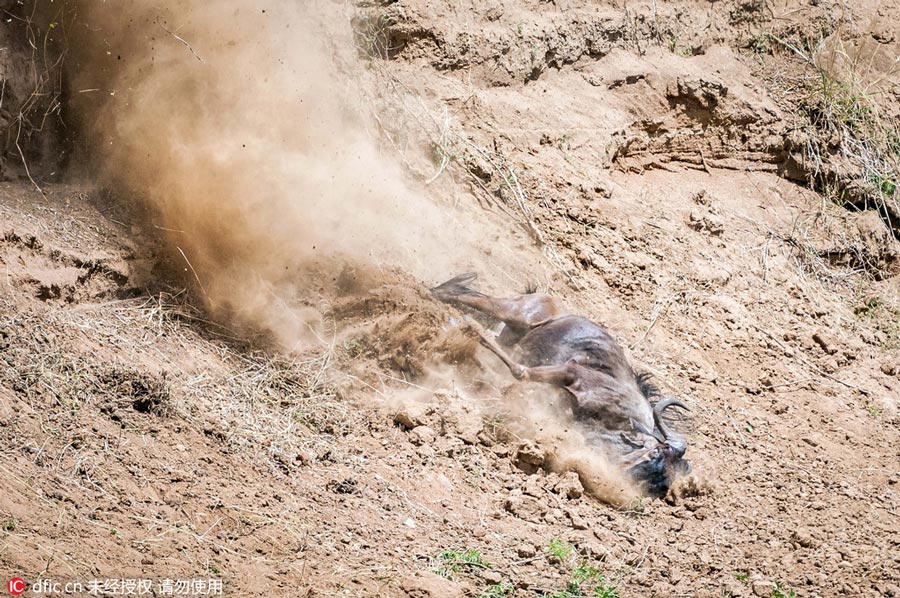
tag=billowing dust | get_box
[66,0,493,347]
[65,0,641,501]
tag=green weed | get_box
[479,582,514,598]
[435,548,492,579]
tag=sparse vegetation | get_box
[351,11,396,60]
[773,582,797,598]
[668,36,691,57]
[546,538,575,561]
[546,564,619,598]
[434,548,493,579]
[774,34,900,236]
[479,582,514,598]
[2,518,19,533]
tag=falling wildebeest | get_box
[431,273,691,498]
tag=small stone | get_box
[481,570,503,585]
[394,404,428,429]
[472,525,487,539]
[793,528,816,548]
[688,211,725,236]
[523,475,543,498]
[399,572,465,598]
[751,581,774,597]
[491,445,511,458]
[554,472,584,499]
[580,541,608,560]
[515,440,545,472]
[435,436,465,457]
[404,517,416,528]
[544,508,563,524]
[516,543,537,558]
[565,507,588,530]
[504,492,548,523]
[812,331,838,355]
[880,363,900,376]
[409,425,437,446]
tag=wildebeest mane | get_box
[634,372,661,399]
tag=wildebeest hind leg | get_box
[464,316,576,386]
[431,273,566,330]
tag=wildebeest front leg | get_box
[431,273,566,330]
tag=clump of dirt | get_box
[98,368,173,417]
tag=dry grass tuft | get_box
[1,292,353,474]
[775,33,900,235]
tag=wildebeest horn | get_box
[631,418,665,443]
[653,398,688,455]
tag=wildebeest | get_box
[431,273,690,498]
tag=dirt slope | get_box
[2,1,900,598]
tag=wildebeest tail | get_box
[430,272,487,302]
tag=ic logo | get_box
[7,578,26,596]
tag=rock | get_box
[554,472,584,499]
[480,570,503,584]
[409,426,437,446]
[688,210,725,236]
[435,436,465,457]
[515,440,545,472]
[516,543,537,558]
[580,541,608,560]
[544,508,563,524]
[812,331,838,355]
[455,418,483,445]
[751,581,774,597]
[565,507,588,530]
[491,445,511,458]
[523,475,543,498]
[399,572,465,598]
[793,528,816,548]
[416,445,436,459]
[881,363,900,376]
[394,404,428,430]
[504,491,548,523]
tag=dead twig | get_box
[157,19,204,62]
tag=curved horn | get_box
[653,398,689,455]
[631,418,664,443]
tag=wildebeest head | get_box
[624,398,691,498]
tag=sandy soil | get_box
[2,1,900,597]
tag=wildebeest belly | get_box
[516,316,632,378]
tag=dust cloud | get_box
[65,0,642,503]
[66,0,488,348]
